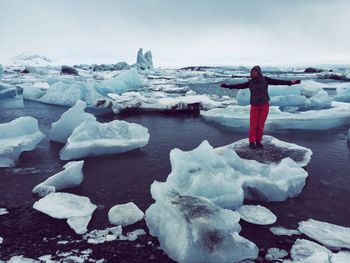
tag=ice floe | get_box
[269,226,300,236]
[0,116,45,167]
[32,161,84,197]
[145,181,259,263]
[237,205,277,225]
[0,208,9,215]
[290,239,332,262]
[108,202,144,226]
[49,100,96,143]
[33,192,96,234]
[6,256,39,263]
[265,247,288,261]
[59,119,150,160]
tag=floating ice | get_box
[32,161,84,197]
[108,202,144,226]
[269,226,300,236]
[237,205,277,225]
[336,87,350,102]
[22,84,46,100]
[6,256,39,263]
[0,208,9,215]
[265,248,288,261]
[84,226,145,244]
[33,192,96,234]
[202,101,350,130]
[290,239,332,262]
[49,100,96,143]
[0,116,45,167]
[59,119,149,160]
[298,218,350,249]
[145,181,259,263]
[96,68,145,95]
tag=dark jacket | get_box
[222,66,292,105]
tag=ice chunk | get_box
[332,251,350,263]
[301,83,323,98]
[237,205,277,225]
[22,84,46,100]
[269,226,300,236]
[290,239,332,262]
[59,119,149,160]
[305,90,332,110]
[0,236,3,244]
[265,248,288,261]
[108,202,144,226]
[336,87,350,102]
[0,116,45,167]
[136,48,153,70]
[33,193,96,234]
[236,89,250,106]
[145,181,259,263]
[298,218,350,249]
[32,161,84,197]
[49,100,96,143]
[96,68,145,95]
[84,226,123,244]
[6,256,39,263]
[0,208,9,215]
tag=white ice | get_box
[32,161,84,197]
[108,202,144,226]
[298,218,350,249]
[49,100,96,143]
[201,101,350,130]
[269,226,300,236]
[0,208,9,215]
[33,192,96,234]
[59,119,150,160]
[237,205,277,225]
[145,181,259,263]
[265,248,288,261]
[0,116,45,167]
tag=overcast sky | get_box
[0,0,349,67]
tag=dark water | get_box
[1,100,350,262]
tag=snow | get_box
[265,248,288,261]
[59,119,149,160]
[290,239,332,262]
[0,116,45,167]
[202,101,350,131]
[33,193,97,234]
[145,181,259,263]
[32,161,84,197]
[298,218,350,249]
[49,100,96,143]
[237,205,277,225]
[0,208,9,215]
[95,68,146,95]
[108,202,144,226]
[269,226,300,236]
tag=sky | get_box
[0,0,349,67]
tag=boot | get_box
[256,142,263,148]
[249,142,257,149]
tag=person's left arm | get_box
[265,76,301,85]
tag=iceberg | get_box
[108,202,144,226]
[59,119,150,160]
[298,218,350,249]
[49,100,96,143]
[201,101,350,130]
[32,161,84,197]
[136,48,153,70]
[145,181,259,263]
[0,116,45,167]
[33,192,96,234]
[237,205,277,225]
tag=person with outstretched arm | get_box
[220,65,301,149]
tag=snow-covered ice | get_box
[33,192,96,234]
[49,100,96,143]
[59,119,150,160]
[265,248,288,261]
[298,218,350,249]
[32,161,84,197]
[269,226,300,236]
[145,181,259,263]
[0,116,45,167]
[237,205,277,225]
[108,202,144,226]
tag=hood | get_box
[251,65,262,76]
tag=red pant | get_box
[249,103,269,143]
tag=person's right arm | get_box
[220,81,250,89]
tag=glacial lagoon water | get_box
[0,99,350,262]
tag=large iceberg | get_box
[33,192,96,234]
[59,119,150,160]
[136,48,153,70]
[298,219,350,249]
[201,101,350,130]
[32,161,84,197]
[49,100,96,143]
[145,181,259,263]
[0,116,45,167]
[108,202,144,226]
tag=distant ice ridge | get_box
[145,181,259,263]
[202,101,350,130]
[11,52,55,67]
[136,48,153,70]
[49,100,96,143]
[33,192,96,234]
[59,119,150,160]
[0,116,45,167]
[32,161,84,197]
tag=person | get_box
[220,65,301,149]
